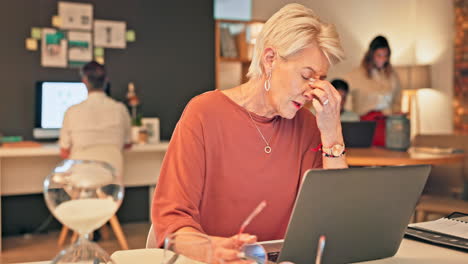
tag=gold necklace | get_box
[246,110,275,154]
[240,83,276,154]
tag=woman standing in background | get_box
[344,35,401,145]
[344,35,401,116]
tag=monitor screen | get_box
[36,82,88,129]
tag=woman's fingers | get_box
[309,80,341,106]
[212,234,258,264]
[213,234,256,250]
[310,88,328,105]
[311,88,338,112]
[232,234,257,246]
[312,98,324,113]
[329,84,342,104]
[214,247,244,261]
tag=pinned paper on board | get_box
[26,38,38,51]
[26,2,134,68]
[31,27,42,39]
[68,31,93,65]
[94,20,126,49]
[41,28,67,68]
[58,2,93,30]
[126,30,136,42]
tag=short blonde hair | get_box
[247,3,345,80]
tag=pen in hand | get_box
[315,235,326,264]
[238,200,267,239]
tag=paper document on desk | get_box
[409,218,468,240]
[406,212,468,251]
[412,147,464,154]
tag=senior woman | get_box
[152,3,347,263]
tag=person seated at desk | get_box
[331,79,359,122]
[59,61,132,176]
[151,3,348,263]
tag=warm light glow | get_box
[415,40,445,64]
[415,88,453,134]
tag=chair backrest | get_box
[146,224,157,248]
[70,144,124,179]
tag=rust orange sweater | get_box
[152,90,322,246]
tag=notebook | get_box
[406,212,468,251]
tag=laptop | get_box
[342,121,376,148]
[264,165,431,264]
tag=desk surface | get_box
[14,238,468,264]
[4,143,462,167]
[357,238,467,263]
[0,141,170,157]
[107,238,467,264]
[346,147,465,166]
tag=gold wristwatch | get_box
[322,144,346,158]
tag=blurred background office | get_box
[0,0,467,263]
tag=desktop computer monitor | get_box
[34,81,88,139]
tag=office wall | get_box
[412,0,454,134]
[251,0,454,134]
[0,0,214,235]
[0,0,214,140]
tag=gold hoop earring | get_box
[264,72,271,91]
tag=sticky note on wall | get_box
[126,30,136,42]
[31,27,42,39]
[26,38,38,51]
[52,16,62,27]
[94,47,104,57]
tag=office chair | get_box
[146,224,157,248]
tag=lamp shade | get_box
[394,65,431,90]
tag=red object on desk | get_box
[361,111,386,147]
[2,141,42,148]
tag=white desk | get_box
[107,238,468,264]
[357,238,467,263]
[0,142,169,251]
[14,239,468,264]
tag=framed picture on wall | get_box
[94,20,126,49]
[141,118,160,144]
[68,31,93,64]
[41,28,67,68]
[58,2,93,31]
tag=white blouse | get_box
[59,92,132,151]
[344,67,401,116]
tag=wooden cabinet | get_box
[214,19,264,90]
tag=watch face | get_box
[332,144,344,156]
